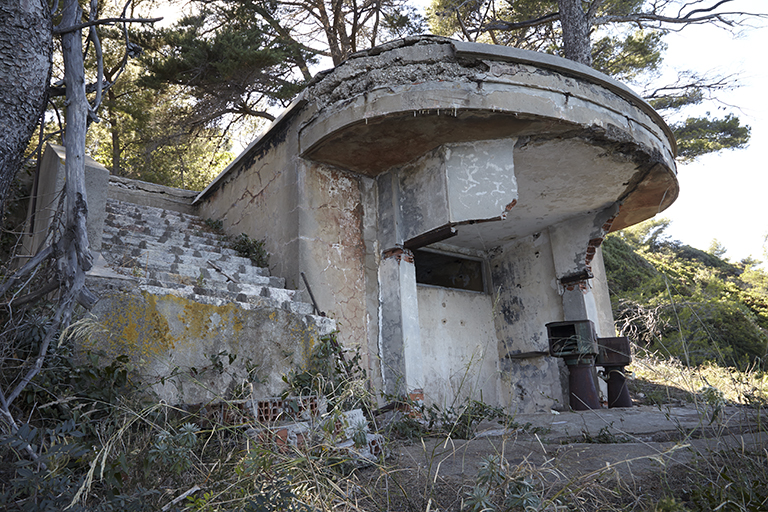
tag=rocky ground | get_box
[351,402,767,511]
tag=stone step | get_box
[101,249,275,287]
[140,284,315,316]
[139,275,298,304]
[104,218,229,246]
[143,268,283,292]
[101,235,241,265]
[101,197,320,317]
[105,198,204,224]
[101,242,269,280]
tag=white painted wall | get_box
[417,285,500,408]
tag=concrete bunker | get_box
[195,35,678,413]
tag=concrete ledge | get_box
[109,175,198,215]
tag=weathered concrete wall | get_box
[108,175,198,215]
[489,231,568,412]
[377,141,518,248]
[417,285,500,407]
[196,124,301,290]
[23,144,109,255]
[89,285,332,404]
[296,161,369,368]
[195,139,371,362]
[590,247,616,338]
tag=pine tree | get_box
[427,0,761,159]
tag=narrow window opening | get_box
[414,249,484,292]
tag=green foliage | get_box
[139,6,306,109]
[423,399,511,440]
[648,88,704,111]
[0,311,152,511]
[231,233,270,268]
[204,218,224,232]
[148,422,199,475]
[84,65,232,191]
[580,424,631,444]
[283,332,371,415]
[592,30,665,81]
[605,219,768,369]
[463,455,557,511]
[672,114,751,161]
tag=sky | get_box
[651,8,768,263]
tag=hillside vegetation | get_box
[603,218,768,370]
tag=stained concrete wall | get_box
[89,284,334,404]
[196,123,301,291]
[296,161,370,372]
[23,144,109,256]
[489,231,568,412]
[417,285,500,407]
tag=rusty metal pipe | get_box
[605,367,632,408]
[567,360,601,410]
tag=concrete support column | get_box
[22,144,109,259]
[378,247,424,397]
[548,204,620,336]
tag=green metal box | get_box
[546,320,598,358]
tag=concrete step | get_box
[100,197,319,315]
[140,284,315,316]
[103,221,233,251]
[142,268,285,294]
[101,242,270,280]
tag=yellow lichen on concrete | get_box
[95,291,177,361]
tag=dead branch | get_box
[52,16,161,34]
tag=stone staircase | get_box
[99,198,325,320]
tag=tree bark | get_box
[558,0,591,65]
[60,0,94,287]
[0,0,52,222]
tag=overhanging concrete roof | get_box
[197,36,678,236]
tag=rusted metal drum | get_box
[568,362,601,410]
[605,367,633,408]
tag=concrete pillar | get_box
[22,144,109,258]
[548,203,620,336]
[378,248,424,397]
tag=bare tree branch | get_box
[53,16,161,34]
[482,11,560,32]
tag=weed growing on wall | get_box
[203,217,270,268]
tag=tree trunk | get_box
[60,0,93,287]
[558,0,591,66]
[0,0,52,222]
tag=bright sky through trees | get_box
[149,0,767,262]
[658,7,767,264]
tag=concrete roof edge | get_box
[451,40,677,156]
[195,37,677,206]
[194,97,308,204]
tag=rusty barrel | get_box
[605,367,632,408]
[567,360,601,410]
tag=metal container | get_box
[546,320,598,359]
[596,337,631,366]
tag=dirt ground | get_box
[354,403,767,511]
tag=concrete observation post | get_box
[196,36,678,412]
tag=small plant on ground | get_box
[203,218,224,232]
[231,233,270,268]
[463,455,559,512]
